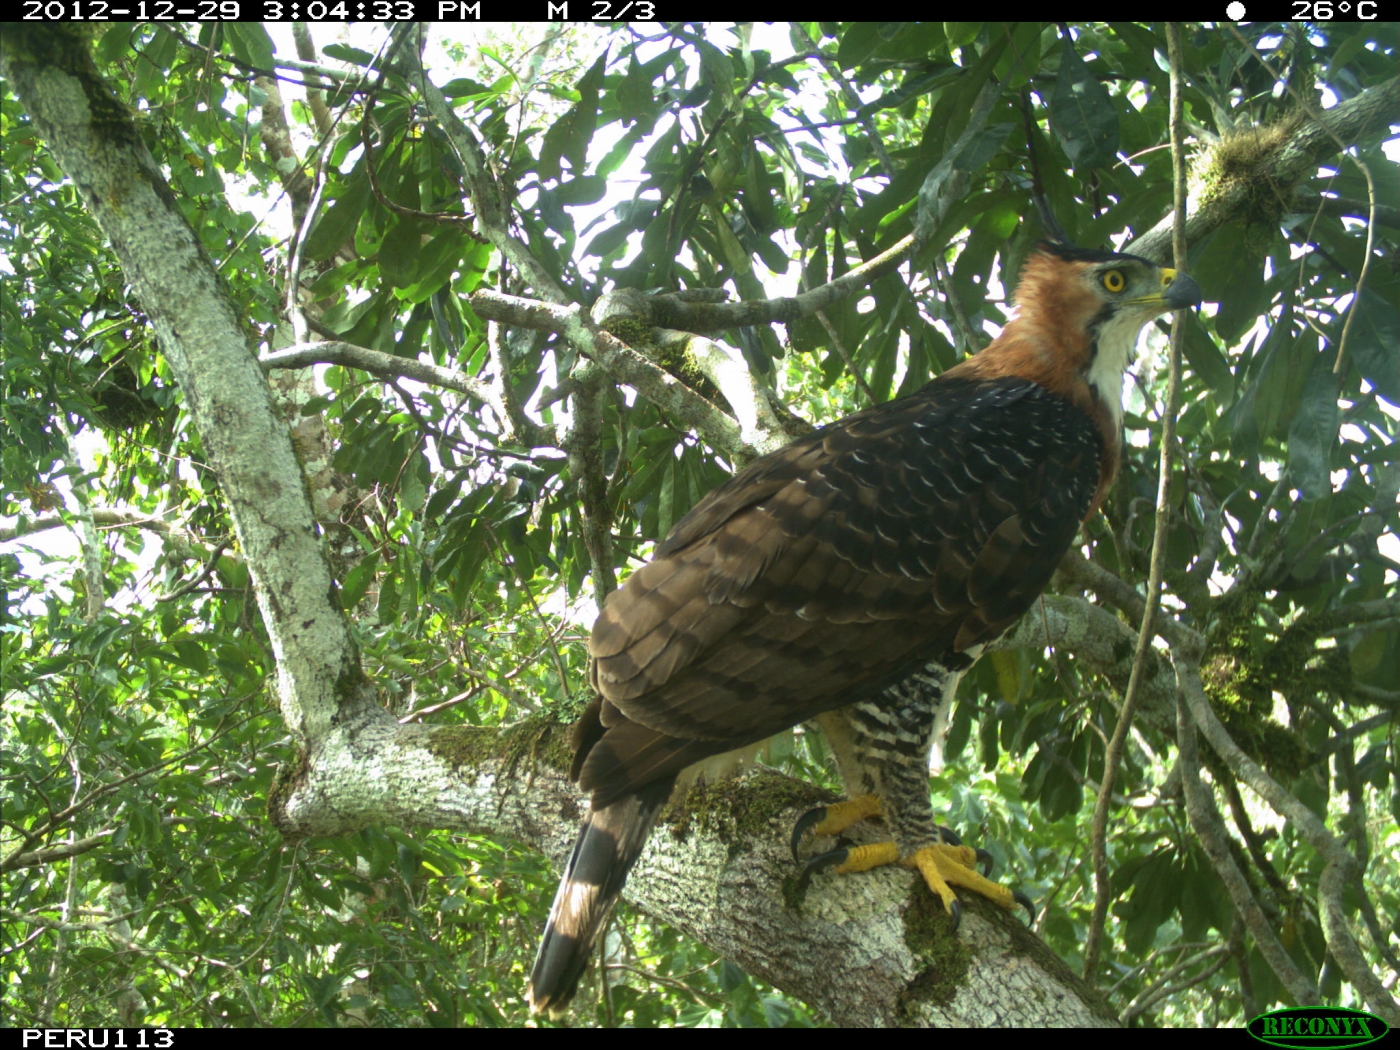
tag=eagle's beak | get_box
[1157,269,1202,311]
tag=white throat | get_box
[1086,310,1151,428]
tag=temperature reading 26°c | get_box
[1293,0,1378,16]
[593,0,655,18]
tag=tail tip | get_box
[526,981,571,1019]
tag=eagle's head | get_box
[1012,242,1203,420]
[953,242,1202,428]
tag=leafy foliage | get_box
[3,21,1397,1028]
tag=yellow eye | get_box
[1102,270,1126,293]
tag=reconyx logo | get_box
[1247,1007,1389,1049]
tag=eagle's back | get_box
[579,375,1101,806]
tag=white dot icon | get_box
[1226,1,1246,17]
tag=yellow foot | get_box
[793,794,882,847]
[904,843,1024,920]
[791,795,968,861]
[797,818,1036,929]
[825,841,899,872]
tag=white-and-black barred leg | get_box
[794,660,1037,927]
[791,662,954,858]
[864,668,1036,924]
[843,665,950,852]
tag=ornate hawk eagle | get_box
[529,241,1202,1014]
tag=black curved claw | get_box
[948,897,963,932]
[1014,890,1037,926]
[936,826,993,876]
[802,847,851,879]
[974,847,994,877]
[790,805,829,862]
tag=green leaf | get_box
[1286,356,1341,500]
[836,23,882,68]
[303,172,370,260]
[1347,289,1400,404]
[165,639,210,674]
[379,217,429,289]
[1231,315,1301,452]
[540,48,608,180]
[1179,312,1233,394]
[943,22,982,48]
[322,43,377,67]
[401,230,466,303]
[585,220,634,260]
[1204,246,1266,345]
[377,571,399,622]
[555,176,607,206]
[97,24,137,65]
[224,23,274,72]
[341,554,380,610]
[952,121,1014,173]
[618,53,658,125]
[1049,36,1119,169]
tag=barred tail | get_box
[527,777,675,1016]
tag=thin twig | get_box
[930,254,980,357]
[815,309,877,404]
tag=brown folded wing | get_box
[578,376,1101,806]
